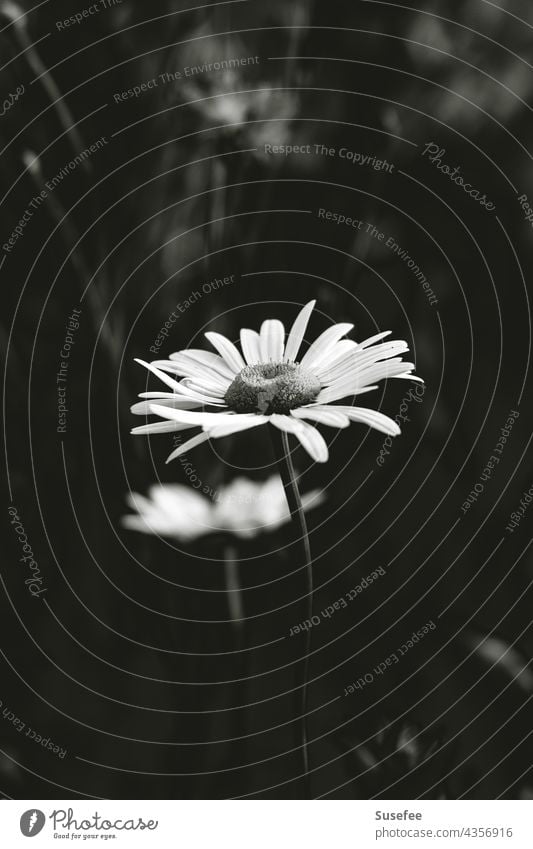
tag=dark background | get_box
[1,0,533,799]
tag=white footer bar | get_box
[1,800,532,848]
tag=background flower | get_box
[122,475,323,541]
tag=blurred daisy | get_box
[122,476,322,541]
[131,301,422,464]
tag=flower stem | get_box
[270,429,312,799]
[223,543,246,776]
[224,543,245,636]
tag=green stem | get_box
[270,429,312,799]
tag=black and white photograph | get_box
[1,0,533,840]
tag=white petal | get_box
[269,414,304,434]
[329,405,401,436]
[131,420,196,435]
[316,384,378,404]
[355,330,392,349]
[178,391,227,407]
[139,392,202,407]
[207,417,268,438]
[149,405,238,426]
[122,484,212,540]
[152,358,205,379]
[300,488,326,512]
[155,356,231,389]
[134,360,222,405]
[151,484,211,526]
[240,328,262,365]
[260,319,285,362]
[393,372,424,383]
[148,483,200,510]
[140,374,226,406]
[292,407,350,428]
[284,300,316,362]
[131,398,201,415]
[300,323,354,370]
[134,359,192,395]
[125,491,154,513]
[318,342,409,385]
[317,361,415,404]
[170,349,235,379]
[314,339,357,376]
[180,376,229,397]
[166,431,212,463]
[293,421,329,463]
[121,512,205,540]
[353,360,416,386]
[205,331,245,373]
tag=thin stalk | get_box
[6,4,92,168]
[270,429,312,799]
[223,542,246,777]
[224,543,244,639]
[23,153,119,368]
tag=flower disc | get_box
[225,362,321,414]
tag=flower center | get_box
[225,362,321,414]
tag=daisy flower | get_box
[131,301,422,463]
[122,476,323,542]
